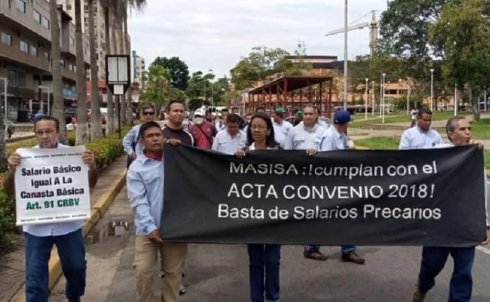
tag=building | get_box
[0,0,90,121]
[132,50,145,85]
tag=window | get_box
[70,37,75,47]
[29,45,37,56]
[43,51,50,61]
[60,59,65,68]
[33,10,41,24]
[20,40,28,53]
[41,16,50,29]
[1,32,11,46]
[16,0,26,13]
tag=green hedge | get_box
[0,128,129,250]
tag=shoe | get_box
[341,252,365,264]
[412,287,426,302]
[303,249,328,261]
[179,284,186,295]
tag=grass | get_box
[355,136,490,170]
[350,111,468,128]
[470,118,490,140]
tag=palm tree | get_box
[88,0,103,140]
[75,0,89,145]
[50,0,66,140]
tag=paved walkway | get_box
[0,155,127,302]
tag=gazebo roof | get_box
[248,76,333,95]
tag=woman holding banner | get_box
[236,112,281,302]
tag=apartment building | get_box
[0,0,89,121]
[132,50,145,85]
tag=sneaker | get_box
[179,284,186,295]
[303,249,328,261]
[412,287,426,302]
[341,252,365,265]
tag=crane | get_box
[325,10,378,56]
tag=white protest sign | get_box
[14,146,91,225]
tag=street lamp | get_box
[208,69,214,110]
[371,80,375,116]
[382,73,386,123]
[364,78,368,120]
[0,77,7,119]
[343,0,348,110]
[430,68,434,111]
[38,85,51,115]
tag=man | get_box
[123,104,156,166]
[189,108,217,149]
[284,104,328,260]
[272,107,293,148]
[315,110,365,265]
[412,116,490,302]
[4,116,97,302]
[127,121,186,302]
[215,108,229,133]
[161,101,194,147]
[399,108,443,150]
[212,113,247,154]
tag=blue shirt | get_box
[284,123,326,150]
[24,143,84,237]
[320,126,347,151]
[123,124,144,156]
[126,153,164,235]
[399,126,443,150]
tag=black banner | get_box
[161,144,486,246]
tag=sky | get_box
[127,0,388,78]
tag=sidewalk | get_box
[0,155,127,302]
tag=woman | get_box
[236,112,281,302]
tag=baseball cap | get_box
[194,108,205,117]
[333,110,352,124]
[275,107,286,113]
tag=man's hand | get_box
[7,153,21,173]
[148,229,162,243]
[481,229,490,245]
[130,153,137,160]
[235,150,246,158]
[306,149,316,156]
[82,150,96,169]
[166,138,181,146]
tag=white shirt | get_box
[212,129,247,155]
[24,143,84,237]
[284,123,327,150]
[399,126,443,150]
[273,119,293,148]
[320,126,347,151]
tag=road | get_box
[49,185,490,302]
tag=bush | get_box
[0,190,15,250]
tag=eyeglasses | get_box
[35,129,55,135]
[142,111,155,116]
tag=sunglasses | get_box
[142,111,155,116]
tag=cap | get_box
[194,108,205,117]
[275,107,286,113]
[333,110,351,124]
[295,110,303,117]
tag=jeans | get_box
[248,244,281,302]
[417,246,475,302]
[305,245,356,255]
[25,229,86,302]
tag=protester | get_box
[212,113,247,154]
[399,108,443,149]
[293,109,303,126]
[189,108,217,149]
[272,107,293,149]
[315,110,365,265]
[412,116,490,302]
[123,104,157,167]
[161,101,194,147]
[127,121,186,302]
[3,116,98,302]
[410,108,418,127]
[33,109,43,122]
[215,108,229,133]
[235,112,281,302]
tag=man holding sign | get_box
[3,116,98,302]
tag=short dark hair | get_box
[140,103,155,113]
[417,108,432,118]
[226,113,241,124]
[247,112,278,148]
[166,100,185,111]
[255,107,265,113]
[34,116,60,131]
[221,108,229,113]
[138,121,162,138]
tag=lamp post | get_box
[0,77,7,119]
[382,73,386,123]
[209,69,214,110]
[38,85,51,115]
[343,0,348,110]
[430,68,434,111]
[371,80,375,116]
[364,78,368,120]
[454,84,458,116]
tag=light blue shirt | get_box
[212,129,247,155]
[399,126,443,150]
[320,126,347,151]
[126,153,164,236]
[123,124,144,156]
[284,123,326,150]
[24,143,84,237]
[273,119,293,148]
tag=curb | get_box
[10,169,127,302]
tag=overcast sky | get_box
[127,0,388,78]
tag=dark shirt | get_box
[162,126,194,146]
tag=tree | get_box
[152,57,190,91]
[102,0,115,135]
[140,64,184,108]
[429,0,490,119]
[75,0,89,145]
[88,0,102,140]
